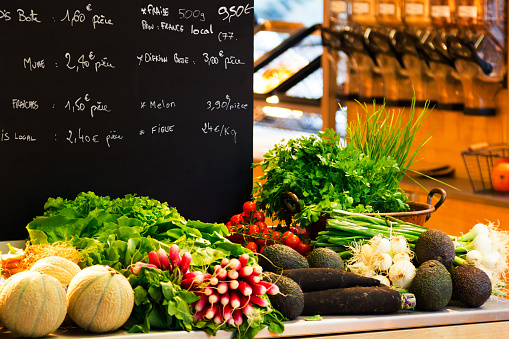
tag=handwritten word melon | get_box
[66,265,134,333]
[0,271,67,337]
[30,255,81,286]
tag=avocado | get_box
[409,260,453,311]
[415,229,456,269]
[306,247,344,270]
[263,271,304,319]
[258,244,309,273]
[452,264,492,307]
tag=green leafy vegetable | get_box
[252,129,409,227]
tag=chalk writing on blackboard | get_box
[63,94,111,117]
[206,95,249,111]
[60,5,113,29]
[201,122,238,143]
[0,0,254,242]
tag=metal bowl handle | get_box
[281,191,301,215]
[425,188,447,221]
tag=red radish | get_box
[169,244,181,267]
[229,258,242,271]
[213,309,223,324]
[252,266,263,276]
[227,270,239,280]
[216,268,228,280]
[229,280,239,290]
[183,271,202,280]
[227,316,235,326]
[257,281,279,294]
[241,300,254,316]
[251,283,267,296]
[148,251,162,268]
[238,293,250,308]
[221,258,229,267]
[266,284,279,295]
[223,304,233,320]
[205,304,218,320]
[181,272,209,289]
[220,292,230,306]
[157,248,172,270]
[230,291,241,309]
[243,274,260,285]
[238,266,253,278]
[217,282,228,294]
[238,281,252,296]
[179,252,192,273]
[209,277,219,286]
[233,309,243,326]
[195,293,208,312]
[203,287,214,296]
[131,262,159,275]
[249,294,269,307]
[208,292,220,304]
[193,309,207,323]
[238,253,249,267]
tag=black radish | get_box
[302,286,402,315]
[281,267,380,292]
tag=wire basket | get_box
[462,143,509,193]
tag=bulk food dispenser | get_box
[446,0,507,115]
[423,0,465,110]
[326,0,386,102]
[370,0,416,106]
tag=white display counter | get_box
[1,297,508,339]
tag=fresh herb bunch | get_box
[253,98,433,228]
[252,129,410,227]
[347,98,432,184]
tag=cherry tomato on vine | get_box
[252,211,265,222]
[248,224,260,235]
[242,201,257,215]
[285,234,301,249]
[230,214,244,225]
[282,230,294,245]
[255,221,267,232]
[245,241,258,253]
[255,237,266,248]
[296,241,312,255]
[271,231,282,243]
[258,232,273,246]
[290,226,299,234]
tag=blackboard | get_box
[0,1,254,241]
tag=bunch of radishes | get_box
[183,252,279,326]
[130,244,192,275]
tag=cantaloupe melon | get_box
[30,255,81,286]
[66,265,134,333]
[0,271,67,337]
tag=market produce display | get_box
[0,97,507,338]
